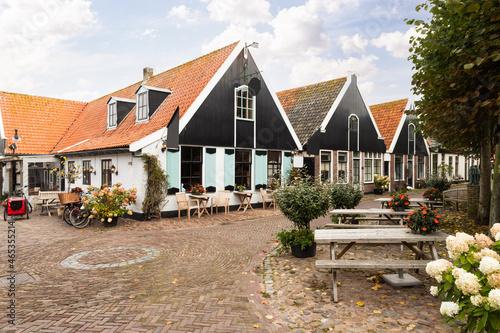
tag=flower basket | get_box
[190,184,206,195]
[58,193,79,205]
[404,207,440,234]
[387,193,411,211]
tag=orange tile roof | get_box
[370,98,408,150]
[0,92,86,155]
[276,78,347,145]
[53,42,239,153]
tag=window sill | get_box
[236,117,254,122]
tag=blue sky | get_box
[0,0,429,106]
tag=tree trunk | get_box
[478,125,492,225]
[490,113,500,229]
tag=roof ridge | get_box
[0,91,88,104]
[277,77,347,94]
[369,98,408,108]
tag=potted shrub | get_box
[403,207,441,234]
[387,193,411,211]
[426,224,500,332]
[374,174,390,194]
[190,184,206,195]
[83,183,137,227]
[422,187,443,201]
[273,174,330,258]
[268,179,280,191]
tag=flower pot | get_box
[374,188,383,195]
[291,243,316,258]
[103,216,118,227]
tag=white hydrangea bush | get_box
[426,223,500,332]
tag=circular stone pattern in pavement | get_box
[60,246,160,270]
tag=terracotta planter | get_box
[291,243,317,258]
[103,216,118,227]
[374,188,383,195]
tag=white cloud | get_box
[168,5,199,24]
[0,0,97,93]
[287,55,379,88]
[129,28,156,40]
[358,81,375,95]
[306,0,359,14]
[371,27,418,58]
[388,83,398,89]
[338,34,368,54]
[205,0,272,26]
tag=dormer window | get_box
[108,102,117,128]
[235,86,255,120]
[137,91,148,121]
[135,85,171,123]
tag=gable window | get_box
[395,154,404,180]
[320,151,331,183]
[108,102,117,128]
[181,146,202,192]
[101,159,112,186]
[409,124,415,153]
[235,86,254,120]
[349,115,358,131]
[337,152,348,182]
[235,149,252,189]
[267,151,281,181]
[137,91,148,121]
[83,160,91,185]
[348,114,359,151]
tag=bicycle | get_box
[62,200,83,225]
[68,205,91,228]
[3,186,33,221]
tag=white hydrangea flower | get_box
[426,259,453,282]
[479,257,500,275]
[473,248,500,262]
[488,289,500,309]
[446,236,470,259]
[452,267,467,279]
[487,273,500,289]
[440,301,459,317]
[471,295,487,307]
[475,233,494,249]
[496,233,500,242]
[430,286,439,296]
[491,223,500,238]
[456,232,476,245]
[455,272,481,295]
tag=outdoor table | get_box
[315,228,448,302]
[40,198,60,216]
[233,191,255,212]
[375,198,440,210]
[189,194,213,217]
[330,208,410,225]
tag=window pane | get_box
[235,149,252,189]
[353,159,360,184]
[181,146,203,191]
[338,152,347,180]
[364,159,373,182]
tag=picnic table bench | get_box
[374,198,441,210]
[315,228,448,302]
[33,191,63,216]
[443,188,467,210]
[330,208,409,225]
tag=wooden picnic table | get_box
[189,194,213,217]
[374,198,440,210]
[233,191,255,212]
[315,228,448,302]
[330,208,410,225]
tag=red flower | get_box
[422,227,427,231]
[296,234,299,236]
[404,202,409,205]
[434,219,439,224]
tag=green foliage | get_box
[374,175,390,189]
[427,172,452,192]
[423,187,443,201]
[404,207,441,234]
[273,173,330,230]
[83,183,137,221]
[0,191,9,202]
[326,182,363,209]
[387,193,411,210]
[275,228,315,253]
[142,154,169,220]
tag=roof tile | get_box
[370,99,408,150]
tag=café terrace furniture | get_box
[233,191,255,212]
[175,192,199,220]
[259,188,275,210]
[329,208,410,225]
[189,193,212,217]
[210,191,231,215]
[315,228,448,302]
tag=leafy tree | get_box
[406,0,500,226]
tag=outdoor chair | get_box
[175,192,199,220]
[211,190,230,215]
[260,188,275,210]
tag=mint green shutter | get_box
[254,151,267,188]
[166,149,180,191]
[205,148,216,190]
[283,152,292,181]
[224,149,235,190]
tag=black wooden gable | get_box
[392,116,428,156]
[179,50,298,150]
[307,78,386,155]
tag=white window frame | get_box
[337,151,349,183]
[107,102,117,129]
[320,150,332,183]
[235,85,255,121]
[363,152,382,183]
[417,156,425,180]
[137,91,149,122]
[348,114,359,151]
[408,123,416,153]
[352,151,361,185]
[395,154,404,181]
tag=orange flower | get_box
[405,202,409,205]
[434,219,439,224]
[404,224,407,227]
[423,210,427,215]
[400,194,404,199]
[436,215,440,219]
[422,227,427,231]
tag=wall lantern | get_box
[89,166,96,175]
[161,139,167,153]
[110,165,118,175]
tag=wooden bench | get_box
[34,191,63,216]
[443,188,467,210]
[325,223,405,229]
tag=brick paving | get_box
[0,209,290,332]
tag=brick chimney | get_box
[143,67,153,82]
